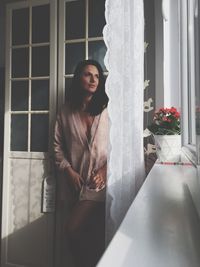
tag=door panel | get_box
[55,1,106,266]
[4,159,54,266]
[2,0,106,266]
[1,0,57,266]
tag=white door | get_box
[1,0,106,266]
[1,0,57,266]
[56,0,107,266]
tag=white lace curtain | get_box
[103,0,145,244]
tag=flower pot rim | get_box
[153,134,181,136]
[153,134,181,140]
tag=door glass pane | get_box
[88,41,107,71]
[65,77,73,101]
[31,80,49,110]
[65,1,85,40]
[88,0,105,37]
[11,81,29,111]
[32,5,50,43]
[31,114,49,152]
[12,8,29,45]
[32,46,50,77]
[11,114,28,151]
[12,48,29,78]
[65,43,85,74]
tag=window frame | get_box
[179,0,199,165]
[58,0,107,108]
[161,0,199,165]
[4,0,57,159]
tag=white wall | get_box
[155,0,180,110]
[163,0,180,109]
[154,0,164,109]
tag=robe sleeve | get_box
[54,112,71,172]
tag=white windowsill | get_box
[97,155,200,267]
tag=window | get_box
[6,0,106,155]
[160,0,200,165]
[8,2,55,154]
[58,0,107,106]
[179,0,200,164]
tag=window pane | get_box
[12,8,29,45]
[88,41,107,71]
[32,46,49,77]
[195,4,200,137]
[88,0,105,37]
[65,77,73,101]
[32,5,50,43]
[11,114,28,151]
[65,43,85,74]
[65,1,85,40]
[11,81,29,111]
[31,80,49,110]
[31,114,49,152]
[12,48,29,78]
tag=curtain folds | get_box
[103,0,145,244]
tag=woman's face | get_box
[80,65,99,94]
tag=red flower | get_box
[148,106,181,135]
[162,116,168,121]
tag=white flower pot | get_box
[154,135,181,162]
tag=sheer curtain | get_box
[103,0,145,244]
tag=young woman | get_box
[54,60,109,267]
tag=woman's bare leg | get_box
[65,200,105,267]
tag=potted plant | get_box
[148,107,181,162]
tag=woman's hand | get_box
[66,167,84,191]
[88,165,107,191]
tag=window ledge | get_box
[181,145,197,166]
[98,157,200,267]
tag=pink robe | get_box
[54,104,109,202]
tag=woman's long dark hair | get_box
[66,59,109,116]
